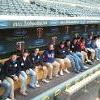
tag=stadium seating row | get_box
[0,0,100,16]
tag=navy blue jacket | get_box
[43,49,55,63]
[55,47,67,59]
[3,59,20,78]
[71,43,81,52]
[18,56,33,71]
[86,39,93,48]
[29,53,43,67]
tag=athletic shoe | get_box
[6,98,12,100]
[86,60,93,65]
[80,69,85,72]
[83,66,89,70]
[60,71,64,76]
[55,74,59,77]
[74,70,80,74]
[35,84,40,88]
[20,91,27,96]
[96,58,100,61]
[42,79,50,83]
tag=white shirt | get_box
[96,39,100,48]
[23,57,26,61]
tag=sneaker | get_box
[35,84,40,88]
[83,66,89,70]
[6,98,12,100]
[64,69,70,73]
[74,70,80,74]
[60,71,64,76]
[87,60,93,65]
[42,79,50,83]
[96,58,100,61]
[55,74,59,77]
[80,69,85,72]
[20,91,27,96]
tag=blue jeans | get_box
[20,69,37,92]
[66,53,84,71]
[72,53,84,71]
[66,54,80,71]
[70,53,81,71]
[95,48,100,59]
[20,71,27,92]
[29,68,37,87]
[1,79,11,100]
[76,52,83,61]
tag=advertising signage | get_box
[0,20,100,29]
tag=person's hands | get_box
[37,65,43,70]
[26,70,29,74]
[70,51,72,53]
[13,76,18,81]
[19,74,21,80]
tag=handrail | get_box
[65,70,100,95]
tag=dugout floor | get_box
[15,61,100,100]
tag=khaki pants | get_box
[35,65,48,79]
[81,51,89,62]
[56,58,66,71]
[64,58,72,69]
[45,61,60,79]
[87,48,95,60]
[6,77,14,100]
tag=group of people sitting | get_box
[0,35,100,100]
